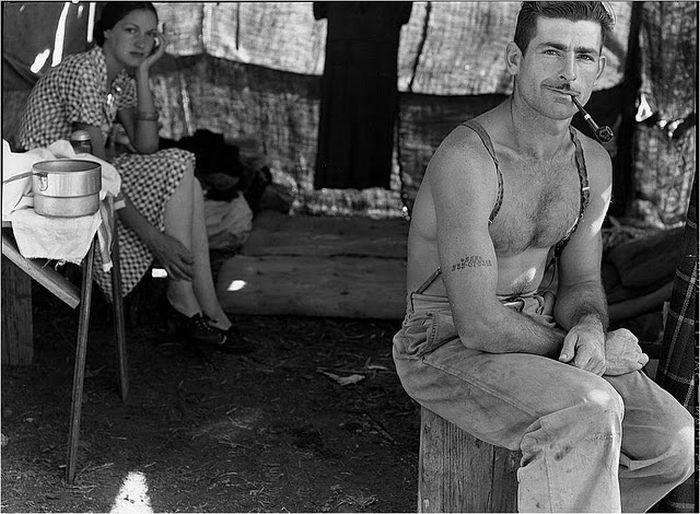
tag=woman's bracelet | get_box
[136,111,158,121]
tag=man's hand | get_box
[149,232,194,281]
[604,328,649,376]
[558,319,606,375]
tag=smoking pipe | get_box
[571,96,614,143]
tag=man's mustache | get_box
[542,82,581,96]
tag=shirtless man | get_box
[392,3,694,512]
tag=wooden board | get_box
[216,254,406,319]
[1,256,34,365]
[242,211,408,259]
[216,213,409,319]
[1,232,80,309]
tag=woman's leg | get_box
[190,178,233,330]
[163,164,201,316]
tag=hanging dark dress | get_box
[313,1,412,190]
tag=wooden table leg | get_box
[66,240,96,483]
[1,255,33,365]
[110,228,129,402]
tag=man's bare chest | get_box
[489,158,581,256]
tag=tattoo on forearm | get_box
[451,255,493,271]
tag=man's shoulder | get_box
[425,105,505,194]
[572,126,612,167]
[570,126,613,195]
[426,124,497,191]
[433,118,496,164]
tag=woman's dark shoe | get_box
[204,316,255,354]
[162,297,227,347]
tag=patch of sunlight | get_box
[51,2,71,67]
[678,424,694,445]
[110,471,153,513]
[588,388,613,406]
[227,279,247,292]
[86,2,96,43]
[635,93,654,123]
[151,268,167,278]
[30,49,51,74]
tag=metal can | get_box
[70,130,93,154]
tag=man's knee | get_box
[568,375,624,427]
[535,377,624,443]
[578,382,624,432]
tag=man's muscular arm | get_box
[554,139,612,375]
[431,127,565,356]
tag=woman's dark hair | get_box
[93,2,158,46]
[514,2,614,54]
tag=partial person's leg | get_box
[605,371,694,513]
[189,178,233,330]
[162,163,201,316]
[394,310,624,512]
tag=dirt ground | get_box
[1,276,421,513]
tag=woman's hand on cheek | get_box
[139,31,167,73]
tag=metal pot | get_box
[32,159,102,217]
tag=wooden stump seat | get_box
[418,407,521,513]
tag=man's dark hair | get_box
[94,2,158,46]
[514,2,614,54]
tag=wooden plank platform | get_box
[241,211,408,258]
[216,211,409,319]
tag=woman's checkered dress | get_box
[17,46,193,299]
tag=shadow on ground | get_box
[1,282,420,512]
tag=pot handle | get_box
[36,173,48,192]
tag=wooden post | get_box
[1,255,34,365]
[418,407,520,513]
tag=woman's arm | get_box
[118,31,167,154]
[118,195,194,281]
[72,123,193,281]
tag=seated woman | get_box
[16,2,251,353]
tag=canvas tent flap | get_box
[158,2,632,95]
[4,2,694,226]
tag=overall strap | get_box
[415,268,442,294]
[552,126,591,258]
[461,119,504,224]
[415,120,504,294]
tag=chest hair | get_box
[490,157,581,256]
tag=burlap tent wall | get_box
[629,2,697,228]
[2,2,695,225]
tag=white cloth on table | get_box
[2,139,122,270]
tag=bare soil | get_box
[1,279,420,512]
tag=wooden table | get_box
[1,217,128,483]
[2,222,81,365]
